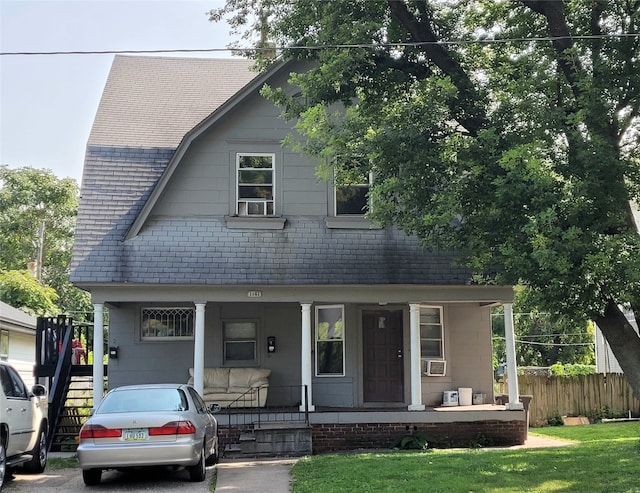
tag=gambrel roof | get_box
[71,55,472,287]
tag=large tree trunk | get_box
[595,301,640,401]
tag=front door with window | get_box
[362,309,404,402]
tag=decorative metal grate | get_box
[142,308,194,339]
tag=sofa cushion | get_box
[228,368,271,388]
[188,367,230,390]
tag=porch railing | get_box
[223,384,310,429]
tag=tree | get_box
[0,165,91,318]
[492,287,595,368]
[0,270,59,316]
[211,0,640,397]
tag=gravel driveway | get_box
[2,465,216,493]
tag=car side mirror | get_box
[31,384,47,398]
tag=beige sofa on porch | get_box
[188,367,271,408]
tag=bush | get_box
[391,432,429,450]
[548,363,596,377]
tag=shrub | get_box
[391,431,429,450]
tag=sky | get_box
[1,0,236,184]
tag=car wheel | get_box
[1,440,6,491]
[23,425,48,473]
[82,468,102,486]
[188,445,206,482]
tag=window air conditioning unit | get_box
[426,360,446,376]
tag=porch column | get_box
[408,303,425,411]
[504,303,524,410]
[300,302,315,412]
[193,302,206,396]
[92,303,104,408]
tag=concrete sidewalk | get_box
[214,457,300,493]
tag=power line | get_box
[493,336,594,347]
[2,33,638,56]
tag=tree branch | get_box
[520,0,583,101]
[387,0,487,136]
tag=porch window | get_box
[141,308,194,341]
[237,153,275,216]
[315,305,345,376]
[223,321,257,364]
[420,306,444,359]
[335,167,371,216]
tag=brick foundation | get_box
[220,420,527,455]
[312,420,526,454]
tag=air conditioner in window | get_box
[426,359,446,376]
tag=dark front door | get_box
[362,309,404,402]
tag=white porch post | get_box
[300,302,315,412]
[193,302,206,396]
[92,303,104,408]
[504,303,524,410]
[408,303,425,411]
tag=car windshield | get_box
[97,388,189,413]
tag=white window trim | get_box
[236,152,276,217]
[315,304,346,377]
[419,305,445,371]
[141,307,195,341]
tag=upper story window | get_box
[141,307,194,341]
[335,167,371,216]
[237,153,275,216]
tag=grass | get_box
[46,455,78,469]
[290,422,640,493]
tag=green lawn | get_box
[291,422,640,493]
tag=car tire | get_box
[23,425,48,473]
[188,445,206,482]
[82,468,102,486]
[1,440,6,491]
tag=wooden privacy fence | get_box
[498,374,640,426]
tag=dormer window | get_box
[237,153,275,216]
[335,167,371,216]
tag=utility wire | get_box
[493,336,594,347]
[2,33,638,56]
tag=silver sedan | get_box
[77,383,218,486]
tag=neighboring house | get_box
[595,310,639,373]
[0,301,37,387]
[71,55,527,451]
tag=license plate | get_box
[123,428,148,441]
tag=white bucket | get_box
[458,387,473,406]
[473,393,486,405]
[442,390,459,407]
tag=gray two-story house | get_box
[71,55,527,452]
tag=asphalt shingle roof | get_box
[88,55,256,148]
